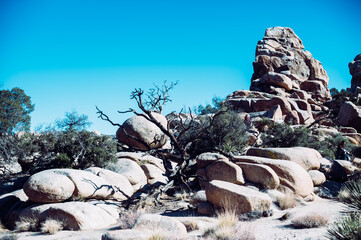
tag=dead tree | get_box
[96,81,247,208]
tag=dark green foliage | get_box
[179,110,248,156]
[0,88,34,135]
[327,179,361,240]
[16,130,117,173]
[327,213,361,240]
[339,178,361,214]
[195,96,225,115]
[261,122,351,159]
[55,110,92,132]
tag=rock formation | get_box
[349,54,361,93]
[226,27,332,125]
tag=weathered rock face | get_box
[336,101,361,133]
[116,112,169,150]
[252,27,329,88]
[349,54,361,93]
[246,147,321,171]
[233,155,314,197]
[205,180,272,214]
[226,27,332,126]
[9,201,117,230]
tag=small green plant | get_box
[327,178,361,239]
[327,213,361,240]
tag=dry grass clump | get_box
[291,212,329,229]
[118,209,143,229]
[40,219,63,234]
[149,232,167,240]
[182,220,199,232]
[14,217,39,232]
[202,209,256,240]
[278,193,297,210]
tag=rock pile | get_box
[0,152,169,231]
[226,27,332,125]
[349,54,361,93]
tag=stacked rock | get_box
[226,27,332,125]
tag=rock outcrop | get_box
[205,180,272,214]
[226,27,332,125]
[349,54,361,93]
[336,101,361,133]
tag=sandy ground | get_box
[0,197,346,240]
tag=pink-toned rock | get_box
[205,180,272,214]
[342,133,361,146]
[300,80,331,102]
[233,155,314,197]
[308,170,326,186]
[133,214,187,238]
[196,152,229,169]
[340,127,358,134]
[205,160,245,185]
[254,72,293,90]
[246,147,321,171]
[237,162,280,189]
[23,170,75,203]
[336,101,361,133]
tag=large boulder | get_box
[349,54,361,93]
[133,214,187,239]
[233,156,314,197]
[116,112,169,150]
[237,162,280,189]
[107,158,147,191]
[196,152,229,169]
[205,160,245,185]
[245,147,321,171]
[205,180,272,214]
[336,101,361,133]
[116,152,165,171]
[140,164,168,185]
[23,169,129,203]
[9,201,117,230]
[308,170,326,186]
[23,170,75,203]
[85,167,134,199]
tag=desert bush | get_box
[195,96,225,115]
[40,219,63,234]
[178,110,248,156]
[261,123,352,159]
[291,212,329,228]
[278,193,297,210]
[16,130,117,173]
[118,210,143,229]
[183,220,199,232]
[14,217,39,232]
[202,207,256,240]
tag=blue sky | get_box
[1,0,361,134]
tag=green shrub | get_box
[327,178,361,239]
[179,110,248,156]
[261,122,352,159]
[16,130,117,173]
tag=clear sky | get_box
[1,0,361,135]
